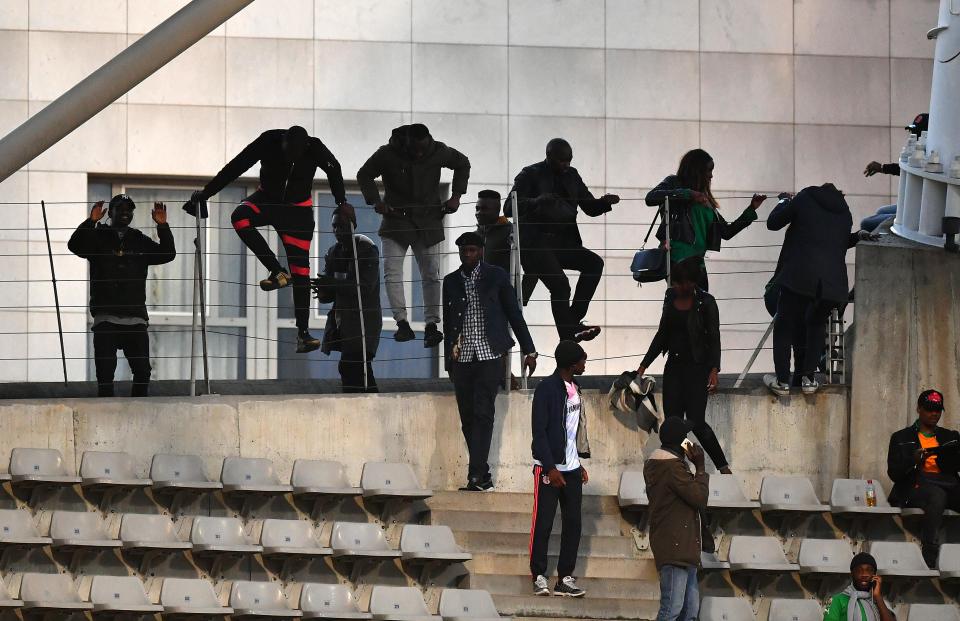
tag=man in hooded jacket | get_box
[357,124,470,348]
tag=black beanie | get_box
[554,340,586,369]
[659,417,690,446]
[850,552,877,573]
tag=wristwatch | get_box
[527,352,538,359]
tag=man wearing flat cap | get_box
[443,231,537,492]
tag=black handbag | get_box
[631,210,668,283]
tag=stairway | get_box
[427,491,660,621]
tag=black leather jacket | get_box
[640,288,721,371]
[887,423,960,505]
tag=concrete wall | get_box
[0,384,849,498]
[850,236,960,487]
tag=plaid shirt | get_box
[457,264,498,362]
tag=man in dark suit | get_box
[443,232,537,491]
[888,389,960,568]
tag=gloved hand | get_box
[182,190,209,219]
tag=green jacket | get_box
[824,592,895,621]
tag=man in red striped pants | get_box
[187,126,353,353]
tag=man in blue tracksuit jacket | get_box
[529,340,591,598]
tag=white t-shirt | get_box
[557,381,581,472]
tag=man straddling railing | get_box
[68,195,176,397]
[185,125,353,354]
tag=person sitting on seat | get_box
[823,552,896,620]
[887,389,960,568]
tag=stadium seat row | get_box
[700,596,959,621]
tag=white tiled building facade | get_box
[0,0,938,382]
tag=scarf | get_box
[841,584,879,621]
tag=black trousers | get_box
[773,287,834,384]
[520,242,604,340]
[231,191,315,330]
[339,346,378,394]
[529,465,583,578]
[450,358,503,480]
[663,358,728,470]
[92,323,151,397]
[905,479,960,549]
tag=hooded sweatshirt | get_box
[766,183,859,304]
[356,125,471,247]
[643,447,709,569]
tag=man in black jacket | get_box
[443,232,537,491]
[887,389,960,568]
[763,184,876,397]
[312,211,382,394]
[529,340,590,598]
[186,126,352,354]
[358,124,471,348]
[507,139,619,342]
[475,189,513,273]
[68,195,176,397]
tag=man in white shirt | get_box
[529,340,591,598]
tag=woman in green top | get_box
[645,149,767,291]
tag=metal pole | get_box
[664,196,672,286]
[734,318,775,389]
[40,201,68,385]
[509,191,527,390]
[0,0,255,184]
[349,222,369,391]
[189,242,198,397]
[195,210,211,394]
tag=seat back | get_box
[80,451,139,480]
[261,519,319,549]
[191,516,249,546]
[150,454,214,483]
[906,604,960,620]
[798,538,853,570]
[939,543,960,572]
[760,476,822,506]
[830,479,893,508]
[369,586,430,617]
[360,462,421,491]
[728,536,790,565]
[767,598,822,621]
[221,457,283,486]
[869,541,929,572]
[20,573,82,604]
[709,474,752,504]
[300,583,361,614]
[400,525,460,554]
[292,459,352,488]
[160,578,222,608]
[89,576,152,606]
[10,448,70,477]
[0,509,40,538]
[49,511,112,542]
[120,513,184,544]
[330,522,390,552]
[438,589,499,619]
[617,471,647,504]
[230,581,290,611]
[699,596,756,621]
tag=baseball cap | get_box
[108,194,136,211]
[905,113,929,135]
[918,389,945,412]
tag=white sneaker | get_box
[801,376,820,395]
[763,374,790,397]
[532,575,550,596]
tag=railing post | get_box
[40,200,68,385]
[734,318,775,389]
[664,195,672,286]
[509,190,527,390]
[350,221,369,391]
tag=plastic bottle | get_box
[865,480,877,507]
[950,155,960,179]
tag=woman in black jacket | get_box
[636,258,731,473]
[645,149,765,291]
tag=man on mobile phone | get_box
[529,341,590,598]
[887,389,960,568]
[823,552,896,620]
[645,417,708,621]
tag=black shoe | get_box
[394,320,415,342]
[423,322,443,348]
[553,576,585,598]
[296,330,321,353]
[922,544,939,569]
[573,323,601,342]
[459,475,494,492]
[260,270,291,291]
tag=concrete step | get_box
[430,509,629,537]
[468,553,658,581]
[427,492,623,516]
[493,594,659,620]
[470,574,660,601]
[455,531,636,559]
